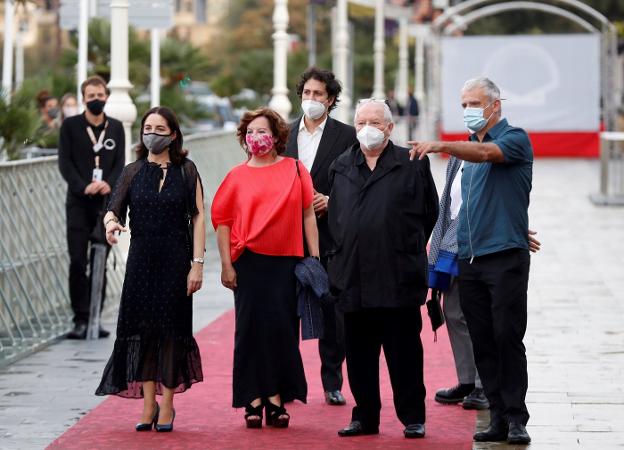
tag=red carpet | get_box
[48,309,475,449]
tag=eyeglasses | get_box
[357,97,389,106]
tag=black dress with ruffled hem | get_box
[95,159,204,398]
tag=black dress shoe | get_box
[337,421,379,437]
[462,387,490,410]
[66,323,87,340]
[435,383,475,404]
[98,327,110,338]
[404,423,425,438]
[473,421,508,442]
[508,421,531,444]
[325,390,346,405]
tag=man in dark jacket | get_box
[328,98,438,439]
[58,75,125,339]
[286,67,358,406]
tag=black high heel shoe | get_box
[244,403,263,428]
[135,403,159,431]
[265,401,290,428]
[155,408,176,432]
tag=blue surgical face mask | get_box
[463,101,495,133]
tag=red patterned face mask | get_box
[245,134,274,156]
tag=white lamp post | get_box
[372,0,385,99]
[2,0,15,98]
[106,0,137,163]
[333,0,351,123]
[77,0,88,107]
[150,28,160,108]
[397,17,409,109]
[269,0,291,119]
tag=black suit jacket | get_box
[285,115,358,258]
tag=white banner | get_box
[440,34,600,133]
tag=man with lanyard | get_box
[286,67,358,406]
[409,77,534,445]
[58,75,125,339]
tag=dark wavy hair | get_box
[295,67,342,112]
[236,107,290,156]
[135,106,188,164]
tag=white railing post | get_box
[269,0,291,120]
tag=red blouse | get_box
[211,157,314,262]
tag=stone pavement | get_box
[1,157,623,449]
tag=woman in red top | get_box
[212,107,320,429]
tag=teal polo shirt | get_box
[457,118,533,260]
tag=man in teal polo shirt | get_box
[409,77,533,445]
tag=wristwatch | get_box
[192,257,204,265]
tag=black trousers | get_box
[319,302,345,391]
[66,201,110,326]
[459,248,531,425]
[319,257,345,392]
[344,307,425,428]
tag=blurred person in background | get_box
[212,107,319,429]
[37,90,60,131]
[60,93,79,121]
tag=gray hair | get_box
[354,98,394,124]
[462,77,500,102]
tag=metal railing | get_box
[0,131,241,366]
[0,158,122,366]
[590,131,624,206]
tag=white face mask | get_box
[301,99,326,120]
[63,106,79,118]
[356,124,386,151]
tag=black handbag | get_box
[179,163,194,259]
[426,289,445,342]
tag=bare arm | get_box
[187,181,206,295]
[408,140,505,163]
[303,204,320,258]
[216,224,237,290]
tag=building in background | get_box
[0,0,228,56]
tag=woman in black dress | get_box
[95,107,205,432]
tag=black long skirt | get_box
[232,250,307,408]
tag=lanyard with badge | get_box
[87,121,108,182]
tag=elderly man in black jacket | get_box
[328,98,439,439]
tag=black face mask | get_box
[86,99,106,115]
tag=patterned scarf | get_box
[428,156,462,291]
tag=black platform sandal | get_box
[265,401,290,428]
[245,403,263,428]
